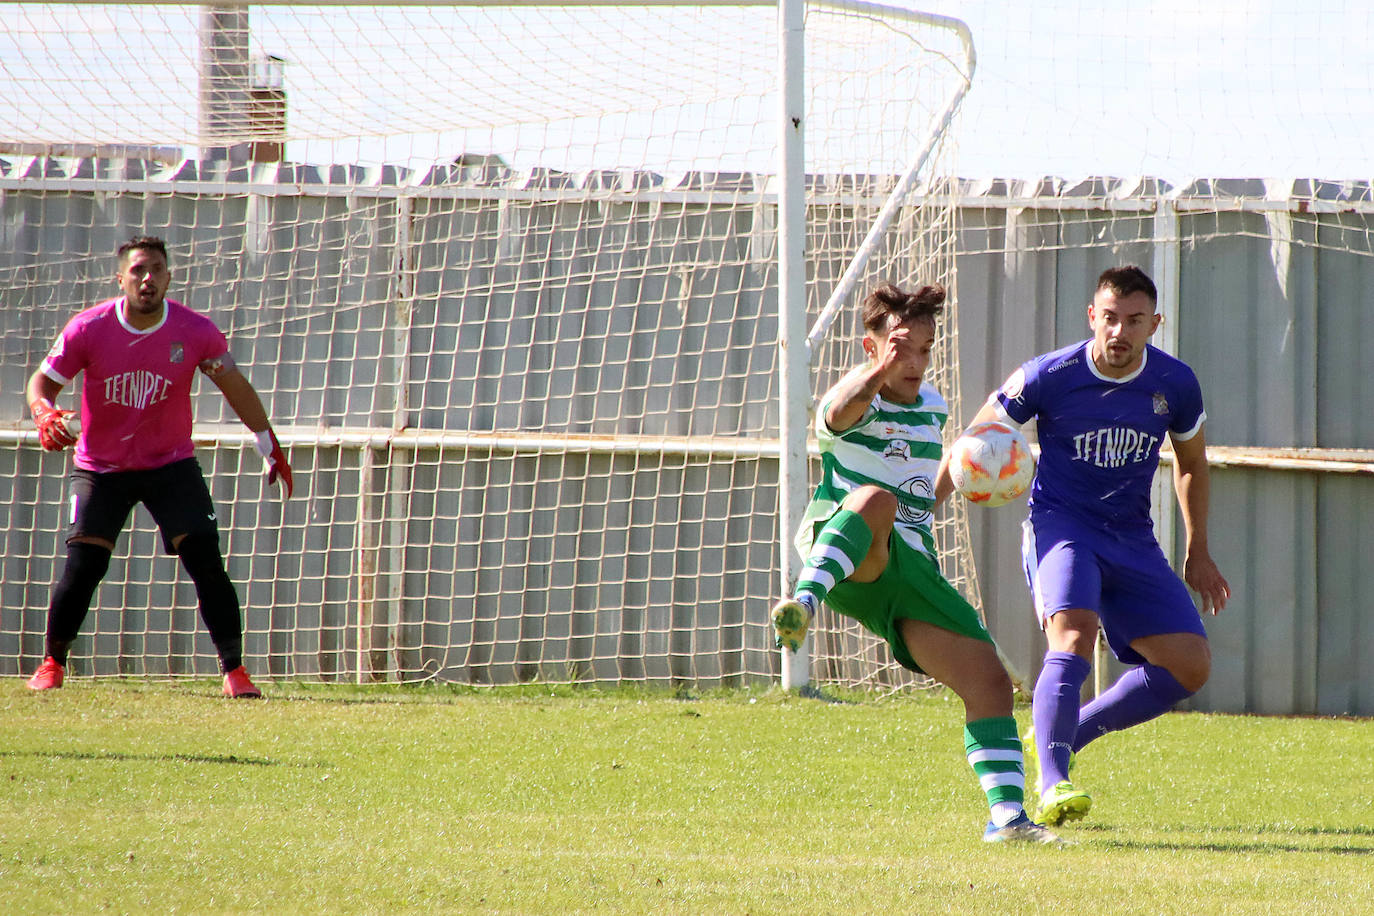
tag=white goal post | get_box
[0,0,977,688]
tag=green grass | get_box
[1,681,1371,914]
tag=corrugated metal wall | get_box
[2,165,1371,712]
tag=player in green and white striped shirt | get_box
[772,282,1058,844]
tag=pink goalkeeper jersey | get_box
[40,297,229,472]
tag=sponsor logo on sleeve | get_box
[1001,367,1026,399]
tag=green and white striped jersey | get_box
[794,366,948,560]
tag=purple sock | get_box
[1032,651,1092,793]
[1073,664,1193,753]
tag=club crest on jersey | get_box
[1152,392,1169,415]
[884,440,911,461]
[169,342,184,364]
[897,474,933,527]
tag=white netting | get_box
[0,2,972,685]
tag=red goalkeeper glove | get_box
[253,428,294,498]
[30,399,78,452]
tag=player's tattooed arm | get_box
[198,352,238,378]
[823,366,887,433]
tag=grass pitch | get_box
[1,681,1370,914]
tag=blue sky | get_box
[905,0,1374,181]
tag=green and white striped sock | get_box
[964,715,1026,824]
[795,509,872,609]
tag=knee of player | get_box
[1176,654,1211,693]
[955,659,1015,705]
[842,485,898,523]
[1168,642,1211,693]
[174,533,230,576]
[57,540,114,587]
[978,665,1015,701]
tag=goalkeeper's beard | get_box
[129,289,164,314]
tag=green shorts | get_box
[824,533,993,674]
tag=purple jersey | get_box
[991,340,1205,533]
[40,297,229,473]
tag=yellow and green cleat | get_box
[770,597,812,652]
[1036,781,1093,827]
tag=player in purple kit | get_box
[952,265,1231,826]
[25,236,293,698]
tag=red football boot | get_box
[27,657,65,691]
[222,665,262,698]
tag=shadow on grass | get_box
[0,749,328,768]
[798,684,854,704]
[1074,823,1374,855]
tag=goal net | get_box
[0,1,975,686]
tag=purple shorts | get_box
[1020,510,1205,665]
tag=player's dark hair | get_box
[1096,265,1156,304]
[117,235,169,265]
[860,282,946,332]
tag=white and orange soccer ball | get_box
[948,421,1034,507]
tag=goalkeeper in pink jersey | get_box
[24,236,293,698]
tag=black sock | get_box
[46,542,112,664]
[174,534,244,674]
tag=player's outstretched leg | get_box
[1074,663,1193,752]
[774,507,873,651]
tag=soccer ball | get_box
[948,421,1034,507]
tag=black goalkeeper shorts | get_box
[66,457,220,554]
